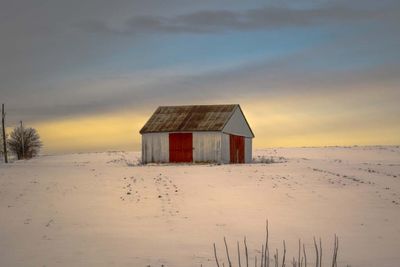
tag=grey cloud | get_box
[78,4,397,35]
[8,47,400,125]
[1,0,399,126]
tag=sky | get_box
[1,0,399,154]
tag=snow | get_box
[0,146,399,267]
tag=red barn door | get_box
[230,134,245,164]
[169,133,193,163]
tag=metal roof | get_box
[140,104,239,134]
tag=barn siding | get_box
[142,133,169,163]
[245,137,252,163]
[221,133,230,164]
[221,133,252,164]
[142,131,252,164]
[193,132,222,163]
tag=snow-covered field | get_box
[1,146,399,267]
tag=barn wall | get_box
[142,133,169,163]
[245,137,252,163]
[142,130,252,164]
[193,132,222,163]
[222,107,254,138]
[221,133,230,164]
[221,133,252,164]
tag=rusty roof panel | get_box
[140,104,238,134]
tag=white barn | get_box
[139,104,254,164]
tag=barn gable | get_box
[222,106,254,138]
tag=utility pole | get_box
[2,104,8,163]
[20,120,24,160]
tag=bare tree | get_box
[7,123,42,160]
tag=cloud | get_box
[77,3,397,35]
[8,49,400,125]
[1,0,399,130]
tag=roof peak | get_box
[157,104,239,108]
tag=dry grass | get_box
[213,221,340,267]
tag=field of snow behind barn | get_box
[0,146,400,267]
